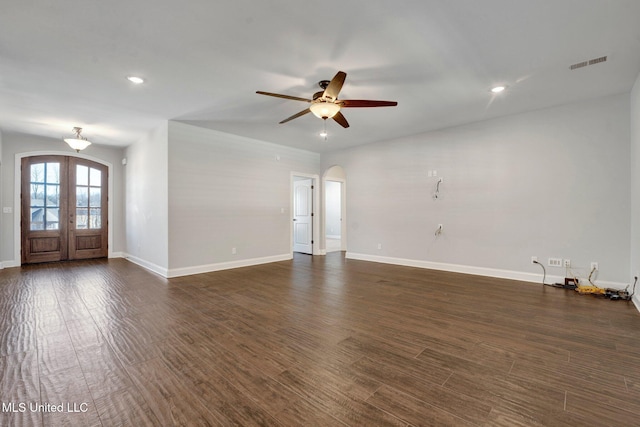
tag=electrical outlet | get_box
[377,243,382,250]
[591,262,598,270]
[531,256,538,264]
[231,247,236,254]
[564,259,571,268]
[548,258,562,267]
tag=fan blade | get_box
[339,99,398,108]
[332,111,350,128]
[256,91,312,103]
[323,71,347,101]
[279,108,311,124]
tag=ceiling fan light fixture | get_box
[257,70,396,129]
[490,85,506,93]
[63,127,92,152]
[310,101,341,119]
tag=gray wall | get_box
[2,84,635,301]
[631,72,640,307]
[166,121,320,276]
[124,123,169,275]
[322,94,631,286]
[0,132,126,265]
[0,129,3,265]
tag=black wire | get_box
[630,276,638,297]
[533,260,546,285]
[588,267,597,286]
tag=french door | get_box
[21,155,108,264]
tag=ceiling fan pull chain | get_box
[319,119,328,141]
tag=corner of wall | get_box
[630,71,640,312]
[124,122,170,272]
[0,128,4,265]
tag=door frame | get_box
[13,151,114,264]
[290,172,320,256]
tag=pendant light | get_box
[63,127,92,152]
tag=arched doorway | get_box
[323,165,346,254]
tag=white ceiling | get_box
[1,1,640,153]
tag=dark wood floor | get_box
[1,253,640,426]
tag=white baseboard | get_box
[345,252,630,290]
[0,260,20,269]
[166,253,292,278]
[1,253,126,269]
[122,253,169,278]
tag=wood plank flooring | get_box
[1,252,640,426]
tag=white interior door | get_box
[293,178,313,254]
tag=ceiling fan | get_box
[256,71,397,128]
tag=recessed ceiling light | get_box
[490,85,506,93]
[319,131,328,138]
[126,76,145,84]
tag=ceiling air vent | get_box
[570,61,588,70]
[569,55,607,70]
[588,55,607,65]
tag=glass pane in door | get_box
[76,165,89,186]
[75,165,103,230]
[89,188,101,207]
[31,183,45,206]
[46,208,60,229]
[89,168,101,186]
[46,184,60,206]
[29,162,60,230]
[76,208,88,229]
[46,163,60,184]
[90,208,101,228]
[31,163,45,183]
